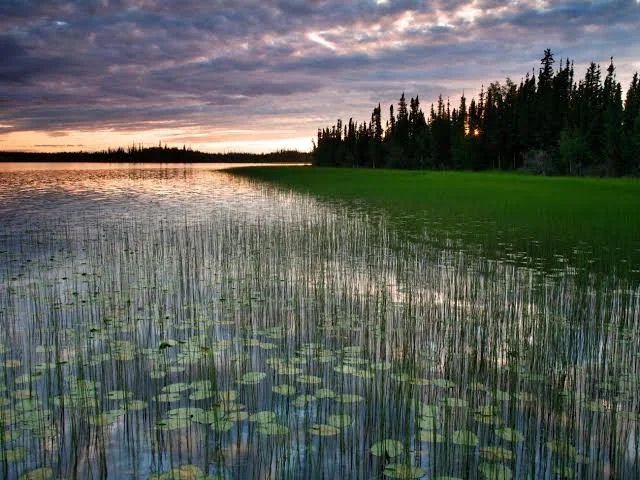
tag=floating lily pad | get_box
[419,430,445,443]
[106,390,133,401]
[1,446,27,462]
[189,390,214,401]
[226,411,249,422]
[294,394,317,407]
[452,430,479,447]
[272,384,296,396]
[211,420,234,432]
[443,397,468,408]
[494,390,511,402]
[545,440,577,459]
[478,463,513,480]
[154,393,181,403]
[383,464,425,479]
[150,464,209,480]
[481,446,514,461]
[419,416,436,430]
[335,394,364,404]
[309,424,339,436]
[218,390,238,402]
[123,400,147,411]
[315,388,336,399]
[419,404,439,417]
[18,467,54,480]
[334,365,359,375]
[431,379,456,389]
[495,427,524,442]
[371,439,404,457]
[238,372,266,385]
[162,382,190,393]
[296,374,322,385]
[328,414,352,428]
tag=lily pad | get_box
[162,382,190,393]
[315,388,336,399]
[296,374,322,385]
[481,446,514,461]
[383,464,425,479]
[294,394,317,407]
[452,430,479,447]
[106,390,133,401]
[495,427,524,442]
[309,424,339,436]
[18,468,54,480]
[371,439,404,457]
[419,430,445,443]
[238,372,266,385]
[211,420,234,432]
[335,394,364,404]
[328,414,352,428]
[443,397,468,408]
[272,384,296,396]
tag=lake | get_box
[0,163,638,479]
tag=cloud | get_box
[0,0,639,151]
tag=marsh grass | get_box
[230,167,640,279]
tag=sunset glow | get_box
[1,1,639,153]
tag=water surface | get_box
[0,163,638,479]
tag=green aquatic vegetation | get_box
[272,384,297,396]
[334,394,364,404]
[248,411,277,423]
[495,427,524,442]
[327,414,351,428]
[293,394,317,407]
[308,424,339,436]
[18,467,54,480]
[238,372,266,384]
[481,446,514,461]
[478,463,513,480]
[149,464,211,480]
[296,374,322,385]
[106,390,133,401]
[371,439,405,457]
[383,464,425,479]
[315,388,336,399]
[442,397,468,408]
[452,430,479,447]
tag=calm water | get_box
[0,163,638,480]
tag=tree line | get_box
[314,50,640,176]
[0,144,311,164]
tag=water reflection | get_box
[0,164,638,479]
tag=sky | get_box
[1,1,639,153]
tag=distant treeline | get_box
[0,145,311,164]
[314,50,640,176]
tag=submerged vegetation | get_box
[314,50,640,176]
[1,165,638,479]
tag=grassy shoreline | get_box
[229,166,640,278]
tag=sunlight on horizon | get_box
[0,129,313,154]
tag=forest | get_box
[314,50,640,176]
[0,145,310,164]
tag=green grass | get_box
[229,166,640,278]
